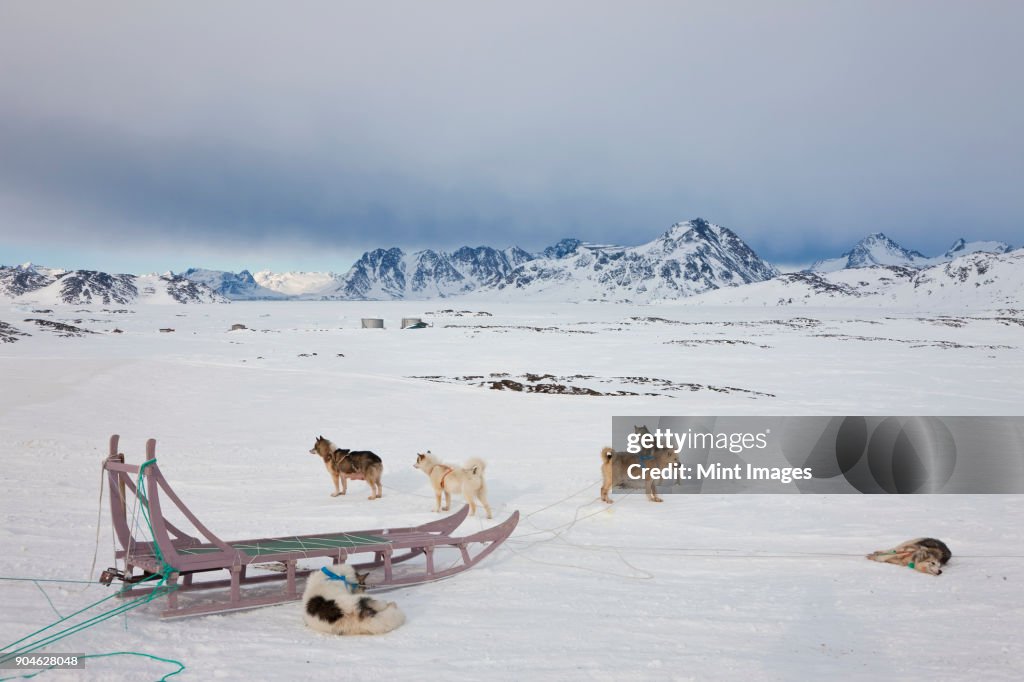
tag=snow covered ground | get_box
[1,301,1022,681]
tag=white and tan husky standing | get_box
[302,564,405,635]
[413,451,492,519]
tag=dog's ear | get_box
[318,435,324,442]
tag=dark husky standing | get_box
[600,425,681,504]
[309,436,383,499]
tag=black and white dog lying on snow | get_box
[302,564,405,635]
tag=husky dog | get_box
[413,451,492,519]
[309,436,383,499]
[302,564,405,635]
[600,426,681,504]
[867,538,952,575]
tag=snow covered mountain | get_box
[691,249,1024,309]
[0,264,226,305]
[134,274,230,304]
[5,220,1017,307]
[310,219,775,302]
[809,233,1013,272]
[942,238,1012,260]
[252,270,341,296]
[809,233,929,272]
[0,263,55,297]
[491,219,779,302]
[35,270,140,305]
[181,268,286,300]
[322,245,536,300]
[450,246,534,286]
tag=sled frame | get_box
[103,435,518,618]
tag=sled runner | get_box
[102,435,519,618]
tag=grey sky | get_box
[1,1,1022,273]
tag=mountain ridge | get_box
[0,264,227,305]
[692,249,1024,309]
[809,233,1012,273]
[3,220,1018,306]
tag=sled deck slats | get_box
[175,534,392,556]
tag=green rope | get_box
[0,458,186,681]
[136,459,176,573]
[31,583,61,620]
[86,652,185,681]
[0,574,168,661]
[0,651,184,682]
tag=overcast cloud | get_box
[1,1,1022,272]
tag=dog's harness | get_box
[321,566,359,593]
[432,464,452,485]
[430,464,454,489]
[440,469,454,488]
[637,449,655,468]
[885,549,918,570]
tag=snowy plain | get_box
[1,300,1022,681]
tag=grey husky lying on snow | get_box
[302,564,405,635]
[866,538,952,575]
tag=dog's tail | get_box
[601,446,615,462]
[463,457,486,476]
[364,601,406,634]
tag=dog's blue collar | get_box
[321,566,357,591]
[637,452,655,467]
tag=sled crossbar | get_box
[103,434,519,618]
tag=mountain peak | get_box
[542,238,582,259]
[665,217,715,237]
[855,233,912,252]
[679,217,712,228]
[943,238,1011,259]
[498,219,777,301]
[809,232,925,272]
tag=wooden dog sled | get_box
[103,435,519,618]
